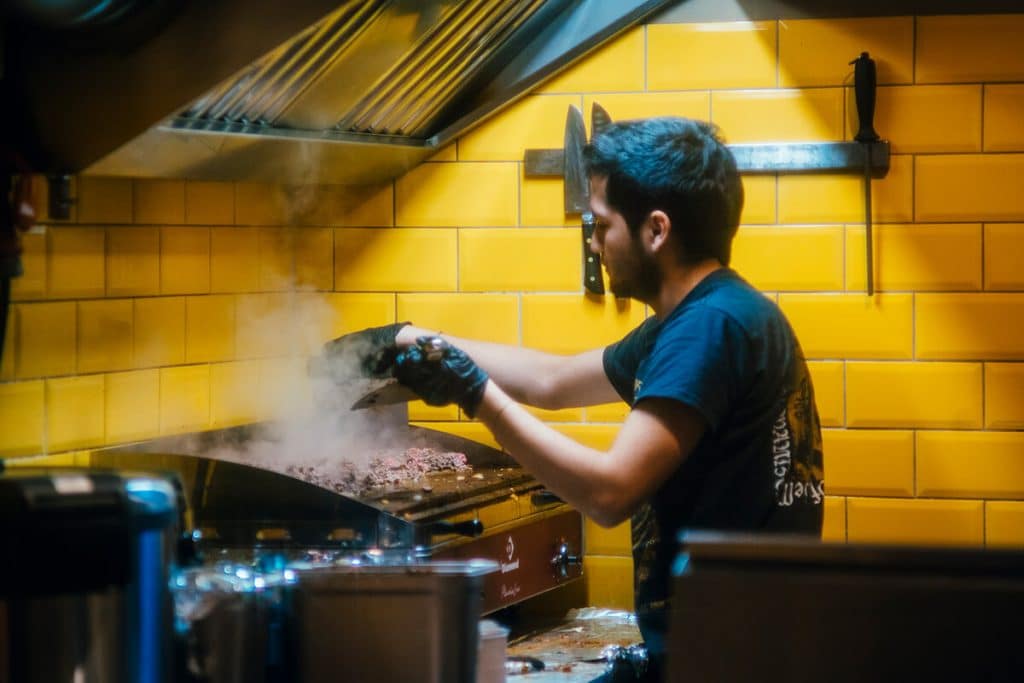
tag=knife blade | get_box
[591,102,613,139]
[351,379,418,410]
[564,105,604,295]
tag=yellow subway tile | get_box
[822,429,913,496]
[739,175,776,225]
[984,85,1024,152]
[159,365,210,435]
[917,15,1024,84]
[0,380,44,457]
[540,27,643,93]
[778,294,913,359]
[778,155,912,224]
[649,21,776,90]
[210,360,262,428]
[235,293,295,359]
[46,375,105,452]
[712,89,844,144]
[48,227,105,298]
[585,517,631,556]
[552,424,620,450]
[407,401,460,421]
[259,357,312,419]
[186,295,235,363]
[918,431,1024,500]
[917,293,1024,361]
[460,228,578,292]
[234,183,287,226]
[161,226,210,295]
[258,228,294,291]
[295,228,333,291]
[583,93,710,129]
[459,94,579,162]
[133,180,184,224]
[822,496,846,542]
[986,502,1024,548]
[853,85,981,154]
[985,224,1024,290]
[846,224,982,292]
[429,145,456,162]
[11,231,47,300]
[210,227,258,293]
[105,369,159,445]
[336,228,457,292]
[397,294,517,344]
[107,227,159,296]
[846,361,982,429]
[185,181,234,225]
[524,405,584,423]
[522,177,577,228]
[779,17,913,87]
[411,422,500,450]
[732,226,844,291]
[872,154,913,223]
[77,176,132,224]
[917,154,1024,222]
[583,556,633,610]
[1,312,13,381]
[133,297,185,368]
[396,163,517,227]
[586,402,630,423]
[807,361,843,427]
[847,497,983,546]
[523,295,645,355]
[323,293,395,338]
[986,363,1024,429]
[15,302,76,378]
[78,299,133,373]
[299,184,394,227]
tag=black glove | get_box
[393,336,489,418]
[314,322,409,381]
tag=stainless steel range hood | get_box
[6,0,673,185]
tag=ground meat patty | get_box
[285,447,469,495]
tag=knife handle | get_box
[582,212,605,294]
[851,52,880,143]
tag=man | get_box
[324,117,824,681]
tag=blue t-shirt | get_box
[603,268,824,652]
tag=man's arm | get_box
[396,325,619,410]
[476,381,706,528]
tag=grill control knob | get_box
[551,539,582,581]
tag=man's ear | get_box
[647,210,671,253]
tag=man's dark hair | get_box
[583,117,744,265]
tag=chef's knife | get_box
[564,105,604,295]
[591,102,613,138]
[851,52,880,296]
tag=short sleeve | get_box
[603,317,659,404]
[634,305,750,432]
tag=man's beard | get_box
[607,244,661,302]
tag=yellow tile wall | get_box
[5,13,1024,616]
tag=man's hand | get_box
[394,337,489,417]
[312,322,409,381]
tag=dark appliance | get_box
[668,531,1024,683]
[0,470,180,683]
[88,422,583,615]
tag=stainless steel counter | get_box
[505,608,642,682]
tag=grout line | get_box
[980,83,987,152]
[911,16,918,85]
